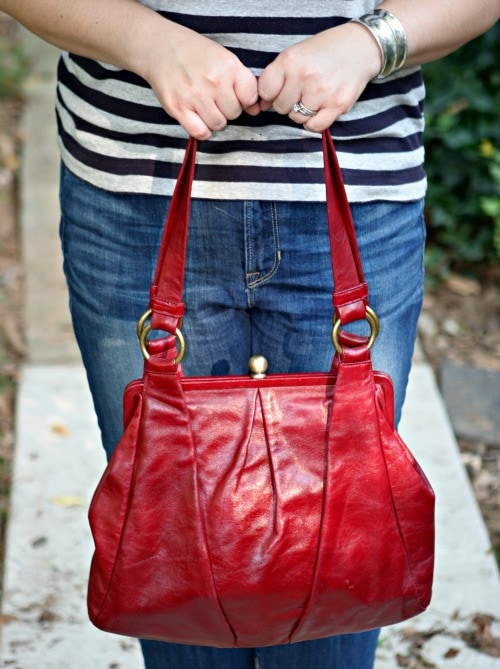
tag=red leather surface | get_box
[87,132,435,647]
[88,356,434,646]
[149,132,369,336]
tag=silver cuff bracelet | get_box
[351,9,408,79]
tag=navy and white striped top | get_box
[55,0,426,202]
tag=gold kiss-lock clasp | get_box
[249,355,268,379]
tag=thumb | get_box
[234,67,259,109]
[258,62,285,106]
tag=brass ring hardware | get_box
[139,324,186,364]
[331,306,380,355]
[136,308,152,341]
[137,308,186,364]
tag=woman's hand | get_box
[258,22,382,132]
[135,21,260,140]
[0,0,260,141]
[258,0,499,133]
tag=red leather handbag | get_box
[87,131,435,647]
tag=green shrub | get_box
[422,23,500,280]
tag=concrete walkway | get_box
[1,34,499,669]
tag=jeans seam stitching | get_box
[247,203,281,289]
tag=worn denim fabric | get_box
[59,163,425,669]
[139,632,381,669]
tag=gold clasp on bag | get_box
[249,355,268,379]
[137,308,186,364]
[331,306,379,355]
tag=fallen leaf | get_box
[445,274,481,297]
[38,607,58,624]
[460,613,500,657]
[0,613,18,625]
[51,423,70,437]
[50,495,86,507]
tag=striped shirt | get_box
[55,0,426,202]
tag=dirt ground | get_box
[0,93,24,578]
[0,13,498,588]
[419,265,500,565]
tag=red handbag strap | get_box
[149,131,369,336]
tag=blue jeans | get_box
[59,164,426,669]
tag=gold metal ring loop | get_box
[331,306,380,355]
[137,308,152,341]
[139,323,186,365]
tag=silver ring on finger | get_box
[291,100,318,117]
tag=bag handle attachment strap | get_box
[137,307,186,364]
[138,131,379,362]
[332,305,379,355]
